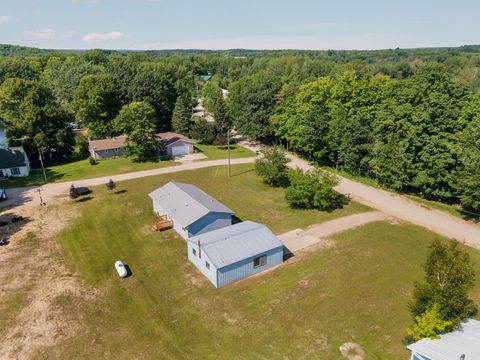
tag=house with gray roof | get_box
[407,318,480,360]
[188,221,284,287]
[148,181,234,239]
[0,147,30,178]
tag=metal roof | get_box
[0,147,28,169]
[189,221,284,269]
[407,319,480,360]
[148,182,233,228]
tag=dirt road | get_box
[239,141,480,249]
[286,154,480,249]
[279,211,390,253]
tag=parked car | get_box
[0,188,7,200]
[114,260,128,278]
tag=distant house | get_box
[89,135,127,160]
[0,147,30,178]
[157,132,194,157]
[88,132,194,160]
[407,318,480,360]
[188,221,284,288]
[148,181,233,239]
[198,75,212,81]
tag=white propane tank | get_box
[115,260,128,278]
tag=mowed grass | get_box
[4,156,178,188]
[194,143,255,160]
[47,164,480,359]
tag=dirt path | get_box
[278,212,389,253]
[240,141,480,249]
[0,201,96,359]
[1,157,255,209]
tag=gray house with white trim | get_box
[407,318,480,360]
[148,182,233,239]
[188,221,284,288]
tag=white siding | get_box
[0,165,29,177]
[188,242,217,287]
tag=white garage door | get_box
[171,145,189,156]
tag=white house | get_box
[0,147,30,178]
[407,318,480,360]
[148,181,233,239]
[188,221,284,288]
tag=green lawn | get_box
[43,164,480,359]
[194,143,255,160]
[3,156,178,188]
[3,144,254,189]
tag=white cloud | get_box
[82,31,125,43]
[31,29,56,40]
[0,16,13,23]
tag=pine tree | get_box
[172,97,194,135]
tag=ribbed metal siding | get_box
[187,212,232,237]
[216,246,284,287]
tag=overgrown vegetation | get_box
[407,240,477,341]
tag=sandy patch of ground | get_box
[0,200,96,359]
[339,342,365,360]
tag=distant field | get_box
[36,164,479,359]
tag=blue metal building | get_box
[188,221,284,288]
[148,182,233,239]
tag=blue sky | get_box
[0,0,479,50]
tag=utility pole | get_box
[227,129,231,177]
[38,150,47,183]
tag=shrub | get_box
[88,156,96,165]
[406,303,453,342]
[254,146,289,187]
[285,168,340,210]
[106,178,116,192]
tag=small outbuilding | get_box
[188,221,284,288]
[407,318,480,360]
[0,147,30,178]
[148,181,233,239]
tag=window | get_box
[205,261,210,270]
[192,248,197,256]
[10,168,20,176]
[253,255,267,268]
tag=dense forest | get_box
[0,44,479,212]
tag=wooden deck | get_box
[152,216,173,231]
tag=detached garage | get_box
[188,221,284,288]
[157,132,194,157]
[148,181,233,239]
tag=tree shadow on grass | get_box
[0,212,30,244]
[75,196,93,203]
[230,168,254,178]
